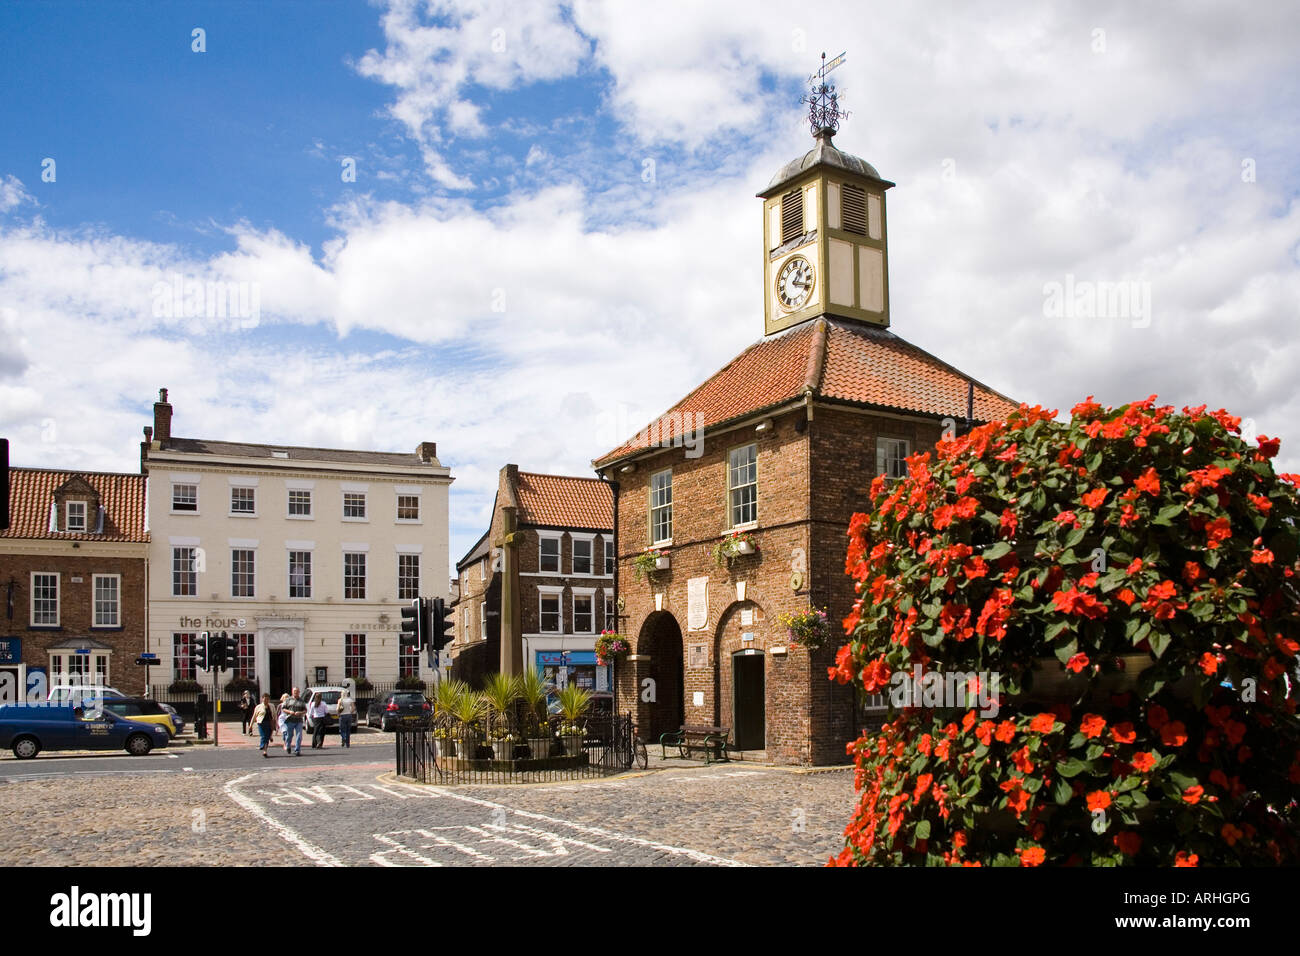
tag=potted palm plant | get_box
[483,673,521,760]
[448,683,485,759]
[556,684,592,756]
[433,678,469,757]
[517,668,552,759]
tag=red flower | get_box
[1205,516,1232,549]
[1116,588,1137,605]
[998,508,1018,538]
[1111,722,1136,744]
[1173,851,1199,867]
[1066,652,1090,674]
[1247,493,1272,513]
[1182,785,1204,805]
[861,657,892,693]
[1182,561,1203,584]
[828,644,856,685]
[1053,587,1108,618]
[1126,558,1143,575]
[1160,721,1188,747]
[1257,435,1281,458]
[1134,467,1161,496]
[1081,487,1108,508]
[934,739,951,761]
[1030,713,1057,734]
[1199,653,1219,676]
[1080,714,1107,739]
[1113,831,1141,856]
[1147,704,1169,730]
[1086,790,1112,812]
[995,721,1017,744]
[1252,549,1274,565]
[1017,846,1046,867]
[1132,751,1157,773]
[1221,823,1244,847]
[975,721,995,746]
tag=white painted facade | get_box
[144,444,452,697]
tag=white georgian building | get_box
[141,389,452,698]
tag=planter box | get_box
[655,556,671,570]
[528,737,552,759]
[491,739,514,760]
[736,541,755,555]
[436,737,455,758]
[561,734,582,756]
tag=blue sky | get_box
[2,0,1299,577]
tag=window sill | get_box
[729,522,758,533]
[228,512,258,519]
[28,625,62,631]
[651,539,673,548]
[395,519,422,525]
[90,625,124,632]
[286,514,314,521]
[341,517,370,523]
[170,510,200,516]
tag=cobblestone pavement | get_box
[0,760,856,866]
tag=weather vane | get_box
[800,51,848,135]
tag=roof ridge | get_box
[825,319,1019,410]
[167,437,420,457]
[517,471,605,483]
[8,467,144,479]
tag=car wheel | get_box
[125,734,153,756]
[12,736,39,759]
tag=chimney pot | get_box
[153,388,173,445]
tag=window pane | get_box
[650,470,673,542]
[343,493,366,518]
[539,538,559,573]
[573,539,592,574]
[93,576,119,627]
[172,484,197,511]
[398,554,420,601]
[344,553,366,600]
[345,633,366,679]
[173,633,196,682]
[288,551,312,598]
[66,501,86,531]
[32,573,58,625]
[397,495,420,520]
[288,490,312,515]
[605,540,614,575]
[574,595,593,633]
[729,445,758,526]
[231,549,255,597]
[540,595,560,632]
[233,633,255,679]
[230,487,255,513]
[172,548,197,597]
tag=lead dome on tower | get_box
[760,129,889,199]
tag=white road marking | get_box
[223,771,345,867]
[165,753,179,759]
[183,767,193,771]
[723,771,765,777]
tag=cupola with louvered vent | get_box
[758,129,893,335]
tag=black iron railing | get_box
[395,713,637,785]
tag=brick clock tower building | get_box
[594,125,1019,765]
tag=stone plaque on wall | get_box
[687,576,708,630]
[688,643,708,670]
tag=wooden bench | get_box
[659,724,731,764]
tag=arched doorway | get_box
[639,611,684,741]
[732,649,765,751]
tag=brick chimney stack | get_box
[416,441,437,463]
[153,388,172,446]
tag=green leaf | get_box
[1152,504,1184,527]
[1058,757,1088,777]
[915,819,931,840]
[1148,630,1171,659]
[983,541,1012,560]
[1053,778,1073,804]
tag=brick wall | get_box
[0,549,149,696]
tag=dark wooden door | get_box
[269,650,291,699]
[732,651,765,751]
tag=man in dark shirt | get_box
[283,686,306,756]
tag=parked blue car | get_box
[0,704,171,758]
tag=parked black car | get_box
[366,691,431,731]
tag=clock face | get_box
[776,256,815,311]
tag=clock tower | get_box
[759,70,893,336]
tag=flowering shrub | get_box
[713,530,757,567]
[779,608,831,650]
[832,397,1300,866]
[595,631,630,666]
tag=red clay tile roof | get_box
[594,318,1019,467]
[2,469,148,543]
[515,472,613,530]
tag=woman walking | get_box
[277,693,291,752]
[240,690,255,736]
[251,693,275,757]
[337,687,356,748]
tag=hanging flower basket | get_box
[595,631,630,666]
[713,530,757,567]
[778,607,831,651]
[633,549,669,580]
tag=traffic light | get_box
[430,597,455,653]
[211,631,234,670]
[194,632,209,671]
[400,597,424,652]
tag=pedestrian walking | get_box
[277,694,291,752]
[283,686,307,756]
[251,693,275,757]
[240,690,254,735]
[309,693,329,749]
[336,687,356,748]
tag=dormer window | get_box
[65,501,87,532]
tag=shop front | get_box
[535,649,607,693]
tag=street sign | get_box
[135,654,159,666]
